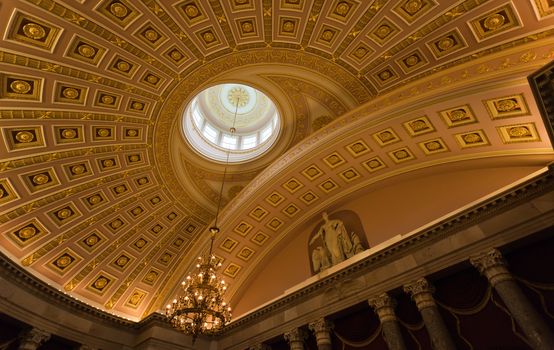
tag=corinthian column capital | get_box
[368,293,397,322]
[18,328,51,350]
[470,248,512,286]
[308,318,333,333]
[284,327,307,343]
[403,278,436,310]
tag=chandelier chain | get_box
[165,99,238,344]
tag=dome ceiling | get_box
[183,83,280,163]
[0,0,553,321]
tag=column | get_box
[471,249,554,350]
[368,293,407,350]
[18,328,51,350]
[283,328,307,350]
[249,344,271,350]
[403,278,456,350]
[308,318,333,350]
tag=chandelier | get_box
[165,96,244,343]
[165,226,231,342]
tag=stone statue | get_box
[309,212,365,273]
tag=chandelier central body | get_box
[165,246,231,342]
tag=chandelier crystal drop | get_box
[166,96,241,343]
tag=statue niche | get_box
[308,210,368,274]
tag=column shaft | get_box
[471,249,554,350]
[368,293,407,350]
[404,278,456,350]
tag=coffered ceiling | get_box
[0,0,553,321]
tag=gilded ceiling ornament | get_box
[18,226,37,239]
[10,80,32,94]
[110,3,129,18]
[100,95,115,104]
[84,235,98,247]
[463,133,482,143]
[438,37,454,50]
[185,4,199,17]
[376,25,391,38]
[56,208,73,219]
[131,207,143,215]
[379,70,391,80]
[496,99,518,112]
[116,256,129,266]
[56,255,73,268]
[404,0,422,14]
[88,195,102,205]
[335,2,350,16]
[77,44,96,57]
[23,23,46,39]
[367,159,381,168]
[71,165,85,174]
[116,61,130,72]
[395,150,409,159]
[354,47,368,58]
[241,22,253,33]
[379,131,394,141]
[321,29,334,41]
[520,51,536,63]
[111,219,123,228]
[227,87,249,107]
[62,88,79,99]
[97,128,110,137]
[143,271,158,283]
[170,50,183,60]
[405,54,420,66]
[450,109,466,121]
[146,75,159,84]
[144,29,159,41]
[409,120,427,131]
[94,277,109,289]
[32,174,50,185]
[283,21,295,32]
[484,14,505,30]
[508,126,531,138]
[425,141,441,150]
[15,131,35,143]
[61,128,77,138]
[203,31,215,42]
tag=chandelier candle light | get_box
[165,96,244,343]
